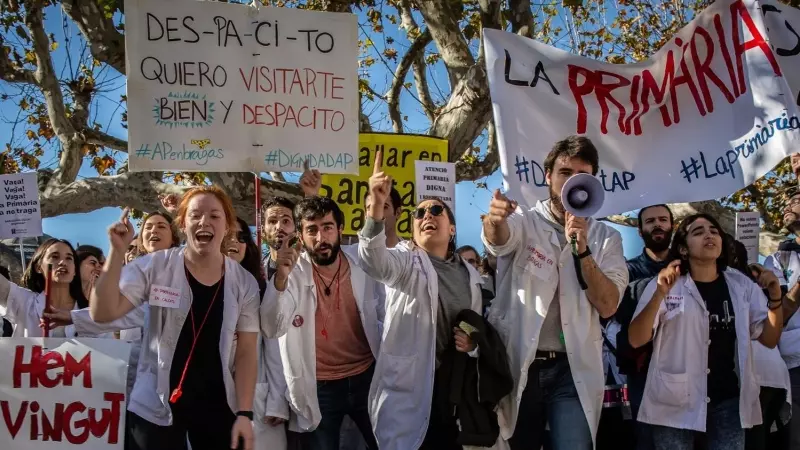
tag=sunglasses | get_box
[413,204,445,220]
[235,231,250,243]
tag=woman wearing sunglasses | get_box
[225,217,289,450]
[357,152,494,450]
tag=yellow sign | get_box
[320,133,448,237]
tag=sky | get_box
[0,2,648,262]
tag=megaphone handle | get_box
[570,234,578,256]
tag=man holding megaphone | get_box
[481,135,628,450]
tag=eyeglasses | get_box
[235,231,250,243]
[413,204,445,220]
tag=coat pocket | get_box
[648,371,689,408]
[382,353,417,393]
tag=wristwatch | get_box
[236,411,254,421]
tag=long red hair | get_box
[174,186,237,238]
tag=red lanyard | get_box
[169,263,225,404]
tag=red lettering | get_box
[305,68,318,97]
[730,0,781,95]
[63,402,89,444]
[567,65,595,133]
[13,346,93,389]
[670,41,705,123]
[593,71,631,134]
[289,69,305,95]
[690,26,735,113]
[64,352,92,388]
[331,76,344,100]
[623,75,641,135]
[94,393,125,444]
[1,400,27,438]
[239,67,255,91]
[715,14,740,98]
[41,402,63,441]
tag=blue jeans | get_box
[509,357,593,450]
[651,397,743,450]
[308,364,378,450]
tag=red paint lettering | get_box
[691,26,735,113]
[13,346,92,389]
[730,0,781,95]
[1,400,27,438]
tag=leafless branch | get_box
[387,29,432,132]
[412,57,435,122]
[24,0,82,187]
[82,127,127,152]
[0,36,36,84]
[417,0,475,86]
[509,0,535,38]
[60,0,125,75]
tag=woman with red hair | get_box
[91,186,260,450]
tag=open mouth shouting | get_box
[421,221,437,234]
[195,230,214,245]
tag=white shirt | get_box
[118,248,261,426]
[632,269,768,431]
[260,248,382,432]
[0,277,82,337]
[765,249,800,368]
[357,230,484,450]
[480,201,628,442]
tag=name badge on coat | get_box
[149,285,181,308]
[664,294,684,321]
[522,245,555,281]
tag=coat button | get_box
[707,340,711,345]
[705,369,710,374]
[705,397,711,403]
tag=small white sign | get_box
[414,161,456,212]
[149,285,181,308]
[0,172,42,239]
[735,211,760,264]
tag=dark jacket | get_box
[626,250,668,283]
[434,309,513,447]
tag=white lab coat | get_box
[260,249,382,432]
[250,335,289,449]
[480,201,628,443]
[0,276,106,338]
[357,229,484,450]
[117,248,261,426]
[765,249,800,368]
[633,269,768,431]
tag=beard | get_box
[266,230,288,251]
[642,227,673,253]
[307,241,341,266]
[549,185,565,217]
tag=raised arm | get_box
[482,190,518,248]
[261,238,301,338]
[570,221,628,318]
[91,209,137,323]
[629,261,680,349]
[357,149,411,286]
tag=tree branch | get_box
[60,0,126,75]
[24,0,82,187]
[387,29,432,133]
[412,57,436,123]
[455,120,499,181]
[509,0,535,38]
[0,36,36,84]
[417,0,474,86]
[82,128,128,152]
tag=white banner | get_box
[415,161,456,212]
[762,0,800,108]
[735,211,760,263]
[125,0,359,173]
[0,172,42,239]
[485,0,800,216]
[0,338,132,450]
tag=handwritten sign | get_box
[415,161,456,213]
[735,211,760,263]
[0,338,132,449]
[484,0,800,216]
[320,133,448,237]
[762,0,800,107]
[125,0,359,173]
[0,173,42,239]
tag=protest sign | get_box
[415,161,456,213]
[484,0,800,217]
[0,173,42,239]
[0,338,131,450]
[762,0,800,107]
[125,0,359,173]
[735,211,760,263]
[320,133,448,237]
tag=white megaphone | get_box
[560,173,605,218]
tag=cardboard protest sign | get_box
[0,338,131,449]
[415,161,456,213]
[484,0,800,216]
[0,173,42,239]
[735,211,760,263]
[125,0,359,173]
[320,134,448,237]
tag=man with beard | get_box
[482,135,628,450]
[606,205,674,450]
[261,196,382,450]
[262,197,298,281]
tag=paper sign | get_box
[665,295,684,321]
[522,244,555,281]
[125,0,359,173]
[320,133,448,237]
[0,172,42,239]
[735,211,761,264]
[148,285,181,308]
[0,338,132,449]
[415,161,456,213]
[484,0,800,216]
